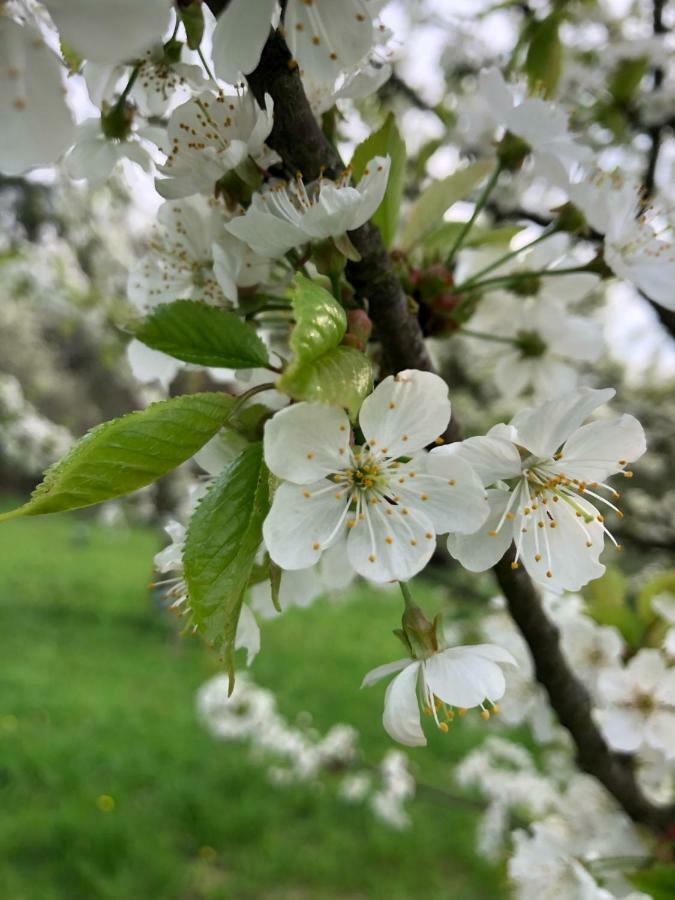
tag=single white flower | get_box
[478,68,591,183]
[559,615,624,696]
[362,643,516,747]
[0,15,75,175]
[225,157,390,258]
[211,0,383,85]
[570,170,675,311]
[465,292,603,401]
[263,369,488,583]
[153,520,260,665]
[83,49,206,118]
[128,196,269,312]
[156,88,274,200]
[43,0,172,64]
[64,117,164,186]
[441,387,646,593]
[595,649,675,759]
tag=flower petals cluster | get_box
[442,388,646,593]
[225,156,391,258]
[262,369,488,584]
[211,0,384,85]
[363,643,517,747]
[156,88,274,200]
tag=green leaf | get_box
[582,565,642,646]
[133,300,269,370]
[636,569,675,624]
[400,159,495,251]
[524,13,562,98]
[423,222,521,255]
[609,57,649,105]
[183,443,269,685]
[628,865,675,900]
[351,113,407,248]
[280,345,373,419]
[0,393,236,522]
[277,276,373,417]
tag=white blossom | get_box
[0,14,75,175]
[64,118,164,186]
[478,68,592,183]
[362,642,516,747]
[595,649,675,759]
[442,388,646,593]
[225,157,391,258]
[262,370,488,583]
[156,88,274,200]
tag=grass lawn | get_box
[0,504,508,899]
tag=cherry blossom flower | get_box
[156,88,274,200]
[211,0,384,85]
[43,0,172,64]
[0,14,75,175]
[262,370,488,583]
[570,170,675,311]
[225,157,390,258]
[362,643,516,747]
[127,197,269,313]
[64,118,164,186]
[594,649,675,760]
[441,388,646,592]
[478,68,591,183]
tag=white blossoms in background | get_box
[226,157,390,258]
[442,388,646,592]
[362,643,516,747]
[570,170,675,311]
[263,370,488,583]
[0,15,75,175]
[156,88,274,200]
[478,68,591,183]
[595,649,675,759]
[211,0,383,85]
[43,0,172,64]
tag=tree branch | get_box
[204,8,673,832]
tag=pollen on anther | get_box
[420,494,429,501]
[303,491,311,498]
[586,540,592,548]
[438,721,449,733]
[402,434,409,442]
[480,709,490,721]
[488,530,497,537]
[534,553,542,562]
[388,401,396,409]
[384,536,393,545]
[368,554,376,563]
[306,452,315,460]
[312,542,321,550]
[448,479,456,486]
[410,539,417,546]
[425,532,433,540]
[511,561,519,570]
[546,570,553,578]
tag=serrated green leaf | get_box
[133,300,269,369]
[280,345,373,419]
[285,275,346,362]
[0,393,236,522]
[400,159,495,251]
[524,13,562,98]
[183,443,269,686]
[351,113,407,247]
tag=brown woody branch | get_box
[203,4,674,832]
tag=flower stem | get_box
[455,264,591,295]
[453,223,559,293]
[459,328,519,345]
[399,581,416,611]
[444,161,503,265]
[230,381,276,420]
[198,47,216,82]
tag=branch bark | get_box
[203,7,674,833]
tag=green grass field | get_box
[0,505,507,899]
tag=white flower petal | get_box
[446,490,514,571]
[646,710,675,758]
[558,415,646,482]
[594,708,645,754]
[236,603,261,667]
[361,658,412,688]
[413,452,489,534]
[358,370,450,458]
[319,537,355,590]
[424,646,506,709]
[346,502,436,583]
[126,338,181,387]
[285,0,375,82]
[211,0,276,83]
[511,387,615,458]
[382,662,426,747]
[264,402,351,483]
[263,479,350,570]
[434,435,522,487]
